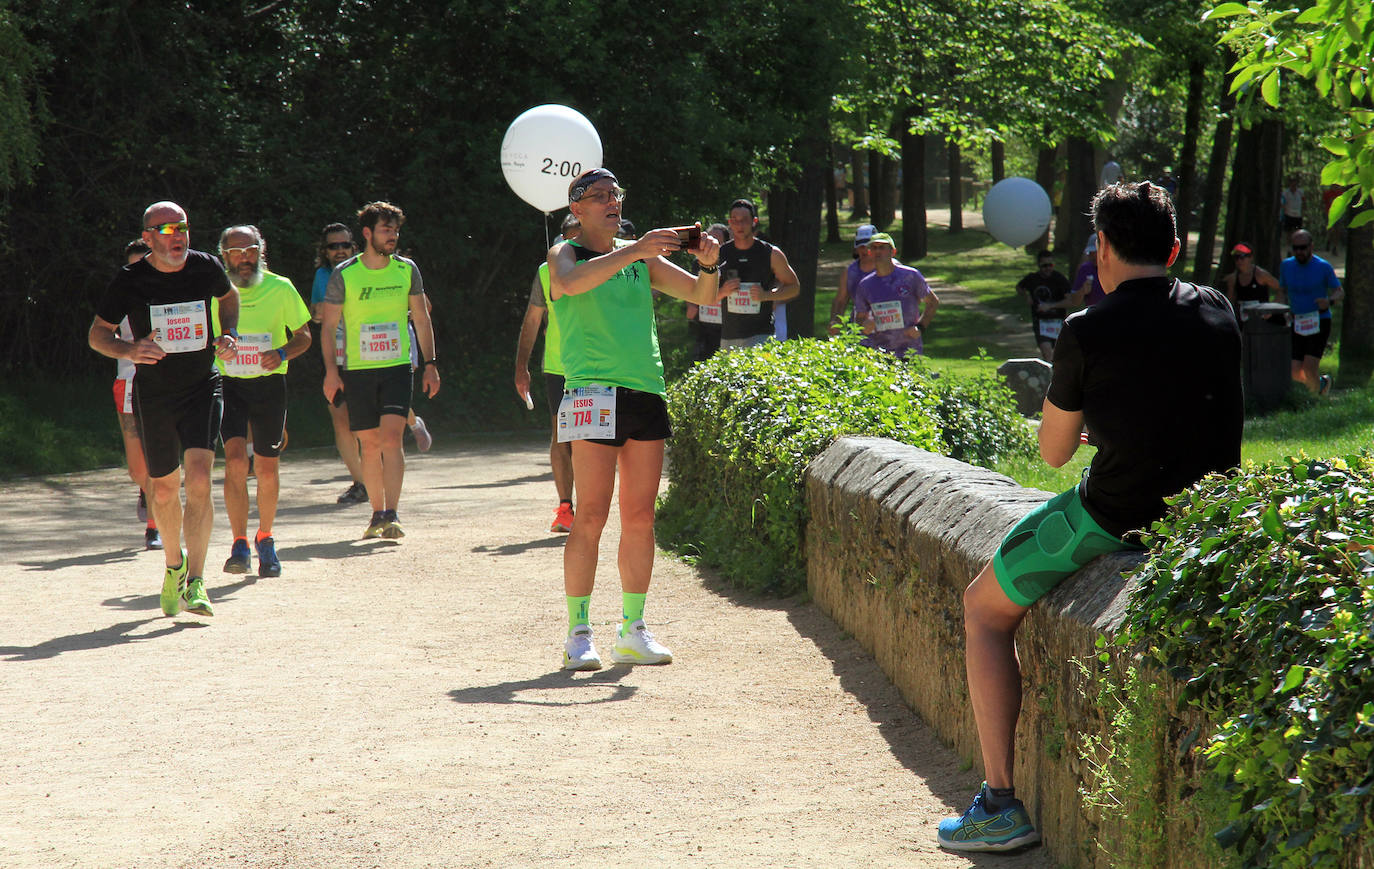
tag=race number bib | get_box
[699,304,722,324]
[1294,311,1320,337]
[359,322,403,363]
[222,332,272,377]
[557,385,616,443]
[1038,319,1063,340]
[728,282,762,315]
[870,300,905,332]
[149,301,208,353]
[334,324,345,368]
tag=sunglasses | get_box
[146,221,189,235]
[223,245,260,256]
[326,241,354,251]
[577,186,626,205]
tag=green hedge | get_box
[656,336,1034,595]
[1114,454,1374,868]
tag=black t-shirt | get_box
[719,238,777,340]
[96,250,233,395]
[1046,277,1242,538]
[1015,269,1072,321]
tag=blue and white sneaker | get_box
[937,784,1041,852]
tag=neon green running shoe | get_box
[160,556,188,616]
[183,577,214,617]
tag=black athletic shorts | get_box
[134,374,224,479]
[580,387,671,448]
[1291,317,1332,361]
[220,373,288,457]
[543,372,566,418]
[340,364,412,431]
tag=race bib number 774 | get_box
[557,386,616,443]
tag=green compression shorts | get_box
[992,482,1140,607]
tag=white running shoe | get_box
[410,416,433,452]
[611,619,673,665]
[563,626,602,671]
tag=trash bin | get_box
[1241,302,1291,409]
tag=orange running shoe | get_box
[551,502,574,533]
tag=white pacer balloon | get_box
[982,177,1053,248]
[500,105,603,213]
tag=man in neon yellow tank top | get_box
[319,201,440,540]
[515,214,582,534]
[548,168,722,671]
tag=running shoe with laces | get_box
[1319,374,1333,396]
[255,536,281,578]
[145,527,163,551]
[337,481,368,505]
[160,556,188,616]
[563,625,602,671]
[551,502,574,533]
[611,619,673,665]
[223,538,252,574]
[937,784,1040,852]
[380,509,405,539]
[410,416,433,452]
[363,510,388,539]
[182,577,214,616]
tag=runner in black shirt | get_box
[1014,249,1077,362]
[937,182,1242,852]
[89,201,239,618]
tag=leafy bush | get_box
[1122,454,1374,868]
[657,336,1033,595]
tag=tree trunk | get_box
[900,105,927,261]
[991,140,1005,184]
[767,128,826,340]
[1192,56,1235,284]
[1221,118,1284,281]
[1064,137,1097,260]
[869,150,889,228]
[825,140,841,244]
[1033,141,1057,252]
[850,141,869,220]
[1337,204,1374,387]
[1174,57,1205,268]
[947,139,963,234]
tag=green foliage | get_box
[1122,454,1374,867]
[656,336,1033,594]
[1210,0,1374,232]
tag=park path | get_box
[0,440,1054,868]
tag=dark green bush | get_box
[656,336,1034,595]
[1121,454,1374,868]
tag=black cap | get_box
[568,168,618,204]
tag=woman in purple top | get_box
[853,233,940,357]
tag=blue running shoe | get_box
[937,785,1041,852]
[255,536,281,578]
[223,538,251,574]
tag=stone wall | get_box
[804,436,1196,867]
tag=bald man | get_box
[89,201,240,618]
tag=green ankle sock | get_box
[566,595,591,632]
[621,592,646,632]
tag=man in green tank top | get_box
[319,201,439,540]
[547,168,722,671]
[514,214,581,534]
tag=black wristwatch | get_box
[423,359,437,368]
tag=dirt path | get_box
[0,439,1053,868]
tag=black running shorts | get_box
[134,375,224,478]
[580,387,672,448]
[340,364,412,431]
[220,373,289,457]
